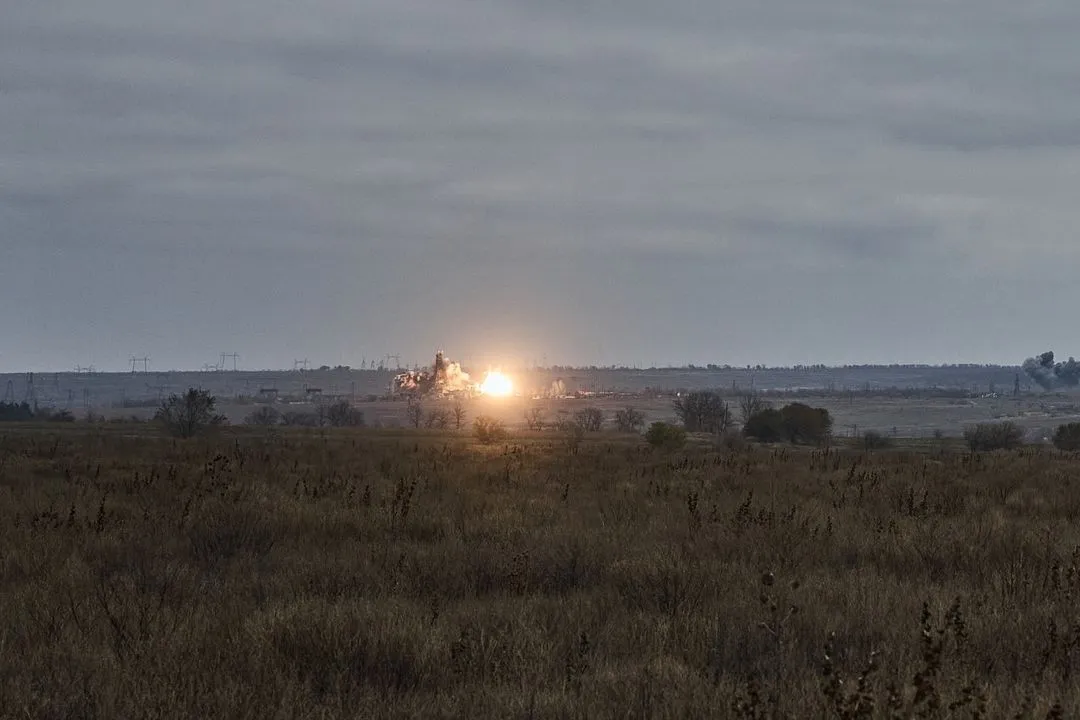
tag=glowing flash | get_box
[479,370,513,397]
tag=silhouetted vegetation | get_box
[325,400,365,428]
[964,421,1024,451]
[743,403,833,445]
[472,415,506,444]
[574,407,604,432]
[613,406,645,433]
[673,391,732,434]
[0,402,45,422]
[1052,422,1080,451]
[244,406,280,426]
[644,421,687,451]
[862,429,892,450]
[154,388,226,438]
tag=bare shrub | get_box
[673,392,731,434]
[613,407,645,434]
[245,406,281,427]
[326,401,365,428]
[524,407,546,431]
[1053,423,1080,451]
[405,403,424,429]
[964,422,1024,451]
[281,411,318,427]
[862,430,892,450]
[473,416,507,444]
[425,409,450,430]
[554,419,585,454]
[574,407,604,433]
[452,402,468,430]
[645,422,686,451]
[739,392,771,424]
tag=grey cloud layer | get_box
[4,0,1080,369]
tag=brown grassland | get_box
[4,424,1080,718]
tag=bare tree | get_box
[326,400,365,427]
[425,409,450,429]
[673,391,732,435]
[524,407,546,431]
[739,392,770,425]
[405,402,423,429]
[575,407,604,432]
[614,407,645,433]
[451,402,467,430]
[155,388,226,438]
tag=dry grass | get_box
[3,424,1080,718]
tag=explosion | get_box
[392,351,473,397]
[479,370,513,398]
[391,351,515,398]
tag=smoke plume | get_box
[393,351,474,397]
[1022,350,1080,391]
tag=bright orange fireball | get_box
[479,370,513,397]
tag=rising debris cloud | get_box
[392,351,474,397]
[1022,351,1080,391]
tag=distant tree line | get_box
[0,402,74,423]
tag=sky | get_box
[4,0,1080,372]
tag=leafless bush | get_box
[473,415,507,444]
[964,422,1024,451]
[325,401,365,427]
[574,407,604,432]
[281,411,318,427]
[739,392,771,424]
[452,402,468,430]
[524,407,546,431]
[245,406,281,426]
[405,403,424,429]
[425,409,450,430]
[673,391,731,434]
[613,407,645,433]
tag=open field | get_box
[5,425,1080,717]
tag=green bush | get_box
[743,404,833,445]
[742,408,785,442]
[964,422,1024,451]
[1052,422,1080,451]
[780,403,833,445]
[645,422,687,451]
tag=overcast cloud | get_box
[4,0,1080,371]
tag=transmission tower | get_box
[23,373,36,405]
[222,353,240,371]
[293,359,310,372]
[130,356,150,373]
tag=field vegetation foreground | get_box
[3,426,1080,718]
